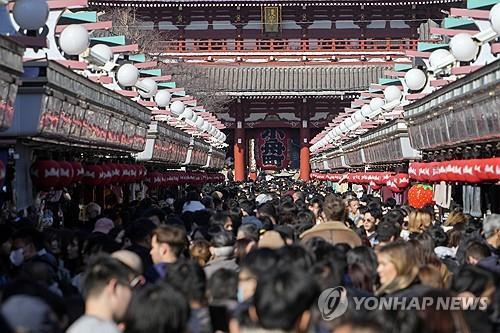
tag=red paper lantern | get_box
[479,158,500,182]
[129,165,138,183]
[70,162,84,183]
[408,184,434,209]
[369,180,381,191]
[106,163,120,184]
[387,177,404,193]
[31,160,60,190]
[463,159,482,183]
[100,164,113,186]
[394,173,410,189]
[147,171,162,189]
[408,163,419,180]
[57,161,74,188]
[82,165,104,186]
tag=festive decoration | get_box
[82,165,104,186]
[386,177,404,193]
[256,128,290,170]
[57,161,74,188]
[409,159,500,183]
[70,162,85,183]
[31,160,60,190]
[408,184,434,209]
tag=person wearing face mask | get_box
[10,227,57,272]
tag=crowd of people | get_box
[0,178,499,333]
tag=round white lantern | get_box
[206,124,213,133]
[449,33,479,62]
[138,78,158,98]
[404,68,427,91]
[428,49,453,69]
[190,112,199,123]
[195,117,204,130]
[155,90,172,107]
[339,122,349,133]
[360,104,372,118]
[220,133,227,141]
[90,44,113,64]
[170,101,185,117]
[383,86,402,103]
[490,3,500,34]
[370,97,385,111]
[117,64,139,87]
[180,107,194,120]
[12,0,49,31]
[201,122,210,132]
[352,109,366,123]
[59,25,89,55]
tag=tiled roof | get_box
[201,65,390,95]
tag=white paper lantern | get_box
[195,117,204,129]
[370,97,385,111]
[220,133,226,141]
[138,78,158,98]
[491,3,500,34]
[339,122,349,133]
[361,104,372,118]
[201,122,211,132]
[404,68,427,91]
[12,0,49,31]
[210,127,217,136]
[170,101,185,117]
[155,90,171,107]
[190,112,199,123]
[180,108,194,120]
[383,86,402,103]
[449,33,479,62]
[90,44,113,64]
[428,49,453,69]
[117,64,139,87]
[59,25,89,55]
[351,110,366,123]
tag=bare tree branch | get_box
[95,7,233,113]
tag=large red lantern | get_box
[82,165,104,186]
[31,160,60,190]
[408,184,434,209]
[57,161,74,188]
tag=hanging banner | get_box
[256,128,290,170]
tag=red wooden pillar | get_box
[299,101,311,181]
[234,115,246,182]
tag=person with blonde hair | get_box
[190,239,211,267]
[408,209,433,239]
[376,241,422,296]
